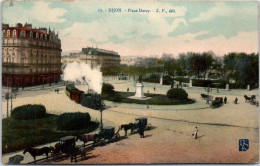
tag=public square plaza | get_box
[2,77,259,164]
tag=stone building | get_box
[80,47,120,70]
[2,23,62,87]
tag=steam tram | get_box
[65,84,102,110]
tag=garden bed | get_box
[2,114,99,154]
[103,91,195,105]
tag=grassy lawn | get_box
[2,114,99,154]
[103,91,195,105]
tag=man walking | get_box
[193,127,198,139]
[224,97,227,104]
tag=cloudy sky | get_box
[2,0,259,57]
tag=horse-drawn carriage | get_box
[77,126,120,147]
[210,97,223,109]
[244,95,259,106]
[120,117,151,137]
[53,136,90,162]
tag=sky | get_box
[2,0,259,57]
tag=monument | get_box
[128,75,150,100]
[226,84,229,90]
[135,82,144,98]
[189,79,192,87]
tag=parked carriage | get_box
[96,126,120,144]
[210,97,223,109]
[244,95,258,106]
[54,136,90,162]
[120,117,151,136]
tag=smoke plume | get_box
[62,62,103,94]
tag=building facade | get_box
[80,47,120,70]
[2,23,62,87]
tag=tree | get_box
[201,51,214,80]
[162,53,177,88]
[224,52,259,88]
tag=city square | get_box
[1,0,259,164]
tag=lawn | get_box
[103,91,195,105]
[2,114,99,154]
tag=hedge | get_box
[102,83,115,94]
[167,88,188,100]
[11,104,46,120]
[56,112,91,131]
[101,83,122,102]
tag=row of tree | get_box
[102,52,259,88]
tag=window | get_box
[30,31,33,38]
[36,33,39,39]
[13,30,16,37]
[21,30,26,37]
[2,30,5,37]
[45,35,47,41]
[7,30,10,37]
[40,34,43,40]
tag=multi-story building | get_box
[2,23,62,87]
[80,47,120,69]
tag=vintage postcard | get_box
[1,0,259,164]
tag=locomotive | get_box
[65,84,102,110]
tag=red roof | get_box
[8,27,48,35]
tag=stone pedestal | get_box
[226,84,229,90]
[247,85,250,91]
[160,76,163,85]
[135,82,144,98]
[189,79,192,87]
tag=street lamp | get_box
[5,91,15,118]
[100,100,105,131]
[205,85,212,104]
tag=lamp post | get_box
[205,85,212,104]
[5,93,9,118]
[100,101,104,131]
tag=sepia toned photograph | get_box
[1,0,259,164]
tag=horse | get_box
[53,143,88,162]
[201,94,208,99]
[76,134,97,147]
[55,88,59,94]
[244,95,251,102]
[23,146,53,164]
[120,123,135,136]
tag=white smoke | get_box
[62,62,102,94]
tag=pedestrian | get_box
[224,96,227,104]
[146,101,149,109]
[193,127,198,139]
[137,121,145,138]
[235,97,238,104]
[127,87,129,92]
[217,88,219,93]
[154,87,156,91]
